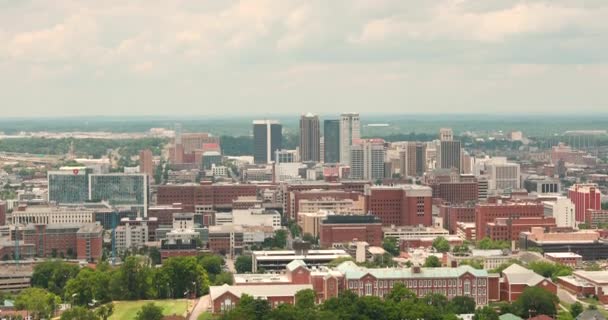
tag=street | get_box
[189,294,211,320]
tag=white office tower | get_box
[339,113,361,165]
[543,197,576,229]
[485,157,521,191]
[350,139,386,180]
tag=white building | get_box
[350,139,386,180]
[115,217,154,252]
[543,197,576,229]
[211,164,228,177]
[215,208,282,230]
[484,157,521,191]
[165,212,199,244]
[11,205,94,225]
[339,113,361,165]
[382,225,450,241]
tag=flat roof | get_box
[545,252,582,258]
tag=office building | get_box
[558,270,608,304]
[486,216,556,242]
[365,184,433,226]
[208,225,245,258]
[475,202,545,241]
[139,149,154,180]
[439,128,454,141]
[399,142,426,177]
[486,159,520,191]
[350,139,386,180]
[253,120,282,164]
[11,205,95,225]
[543,197,576,229]
[439,141,462,172]
[519,227,608,261]
[568,184,602,222]
[300,113,320,162]
[156,183,257,212]
[319,215,383,247]
[523,176,560,194]
[214,208,282,230]
[21,223,103,261]
[48,167,90,204]
[252,247,350,272]
[339,113,360,165]
[441,203,476,234]
[89,173,148,216]
[324,119,340,163]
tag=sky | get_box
[1,0,608,117]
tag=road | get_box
[557,287,578,305]
[225,258,236,273]
[189,295,211,320]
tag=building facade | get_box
[568,184,602,222]
[339,113,360,165]
[300,113,321,162]
[365,185,433,226]
[350,139,386,180]
[324,119,340,164]
[253,120,282,164]
[319,215,383,247]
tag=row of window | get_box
[348,278,486,290]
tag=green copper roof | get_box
[335,261,488,279]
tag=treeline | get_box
[29,255,232,307]
[0,138,167,158]
[218,284,559,320]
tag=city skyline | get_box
[1,0,608,117]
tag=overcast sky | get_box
[1,0,607,117]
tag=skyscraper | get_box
[323,119,340,163]
[438,128,462,172]
[253,120,282,164]
[350,139,386,180]
[339,113,360,165]
[89,173,149,216]
[48,167,91,204]
[139,149,154,180]
[399,142,427,177]
[440,140,462,172]
[299,113,320,162]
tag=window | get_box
[221,298,233,311]
[464,280,471,295]
[365,283,372,296]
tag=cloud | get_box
[0,0,607,116]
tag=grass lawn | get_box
[109,300,189,320]
[197,312,214,320]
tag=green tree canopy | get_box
[514,286,559,318]
[15,288,61,320]
[235,255,253,273]
[135,303,164,320]
[433,237,451,253]
[424,255,442,267]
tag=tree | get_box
[15,288,60,320]
[295,289,316,310]
[448,296,476,314]
[528,261,572,281]
[514,286,559,318]
[273,230,288,248]
[31,260,80,296]
[149,247,161,265]
[60,306,98,320]
[385,283,417,303]
[156,256,210,298]
[424,256,441,267]
[433,237,450,253]
[110,256,155,300]
[64,268,111,306]
[570,302,584,318]
[477,237,509,250]
[383,237,400,256]
[235,255,252,273]
[199,254,224,276]
[135,303,163,320]
[327,256,354,268]
[474,306,499,320]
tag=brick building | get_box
[0,201,6,226]
[544,252,582,267]
[585,209,608,228]
[156,183,257,212]
[319,215,383,247]
[292,190,365,221]
[475,202,545,241]
[208,225,244,257]
[282,181,371,219]
[500,264,556,302]
[365,185,433,226]
[21,223,103,261]
[558,271,608,304]
[568,184,602,223]
[486,216,556,242]
[441,204,476,234]
[425,171,479,204]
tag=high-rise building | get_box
[440,128,454,141]
[339,113,360,165]
[399,142,427,177]
[568,184,602,222]
[350,139,385,180]
[48,167,91,204]
[89,173,148,216]
[253,120,282,164]
[299,113,320,162]
[486,158,520,191]
[365,184,433,226]
[440,141,462,172]
[323,119,340,163]
[139,149,154,180]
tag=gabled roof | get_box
[335,261,487,280]
[209,284,313,301]
[286,259,307,272]
[502,264,546,286]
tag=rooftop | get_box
[209,283,312,300]
[335,261,487,279]
[502,264,546,286]
[544,252,583,258]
